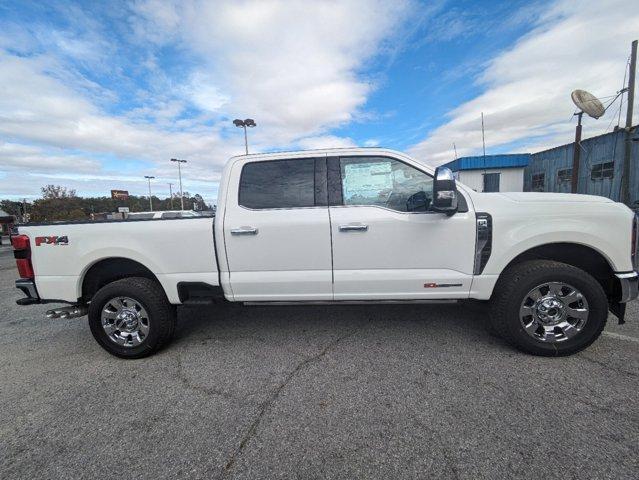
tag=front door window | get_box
[339,157,433,212]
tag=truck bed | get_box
[18,216,219,303]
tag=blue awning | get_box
[442,154,530,171]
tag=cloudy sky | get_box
[0,0,637,202]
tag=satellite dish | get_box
[571,89,605,119]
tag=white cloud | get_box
[133,0,414,143]
[0,50,238,184]
[408,0,639,166]
[297,135,357,150]
[0,142,100,173]
[0,0,415,199]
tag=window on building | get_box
[532,173,545,192]
[239,158,316,209]
[339,157,433,212]
[557,168,572,184]
[482,173,500,192]
[590,161,614,180]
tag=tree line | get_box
[1,185,214,223]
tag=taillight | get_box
[11,234,34,279]
[11,234,29,250]
[633,216,638,269]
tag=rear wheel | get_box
[88,277,176,358]
[490,260,608,356]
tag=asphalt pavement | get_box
[0,243,638,479]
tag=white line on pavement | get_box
[603,331,639,343]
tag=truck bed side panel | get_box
[19,217,218,304]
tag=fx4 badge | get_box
[35,236,69,246]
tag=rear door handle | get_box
[231,226,258,235]
[338,224,368,232]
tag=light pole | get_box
[233,118,256,154]
[168,183,174,209]
[170,158,187,210]
[144,175,155,211]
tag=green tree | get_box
[0,200,25,218]
[3,185,213,222]
[41,185,76,199]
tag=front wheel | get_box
[88,277,176,359]
[490,260,608,356]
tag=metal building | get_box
[524,126,638,205]
[442,154,530,192]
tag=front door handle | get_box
[338,224,368,232]
[231,226,259,235]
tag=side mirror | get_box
[406,191,430,212]
[431,166,458,215]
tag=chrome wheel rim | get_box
[519,282,589,343]
[101,297,150,347]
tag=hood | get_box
[497,192,614,203]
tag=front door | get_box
[328,155,476,300]
[223,156,333,301]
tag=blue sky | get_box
[0,0,637,202]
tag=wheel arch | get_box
[496,242,618,300]
[80,257,160,303]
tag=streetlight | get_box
[144,175,155,211]
[233,118,256,155]
[170,158,187,210]
[168,183,174,209]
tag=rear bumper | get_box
[616,271,639,303]
[15,278,41,305]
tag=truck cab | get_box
[217,149,475,302]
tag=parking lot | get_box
[0,243,638,480]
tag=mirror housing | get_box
[431,166,458,215]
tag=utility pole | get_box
[144,176,155,211]
[571,112,584,193]
[481,112,486,160]
[621,39,637,206]
[168,183,174,209]
[453,143,458,160]
[170,158,187,210]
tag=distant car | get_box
[125,210,201,220]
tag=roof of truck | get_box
[229,147,419,162]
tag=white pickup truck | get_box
[12,148,638,358]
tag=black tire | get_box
[88,277,176,359]
[490,260,608,356]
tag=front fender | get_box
[484,212,631,275]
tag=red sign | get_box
[111,190,129,200]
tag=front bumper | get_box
[615,271,639,303]
[15,278,41,305]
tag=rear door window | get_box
[239,158,316,209]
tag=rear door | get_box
[223,156,333,301]
[328,155,476,300]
